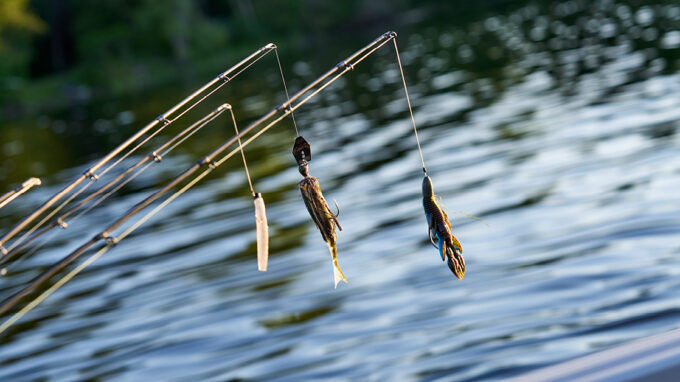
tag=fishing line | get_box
[0,54,363,318]
[227,105,269,271]
[392,39,427,175]
[274,48,300,136]
[0,44,277,251]
[1,104,274,326]
[0,31,398,327]
[5,63,240,254]
[0,108,229,275]
[0,107,229,264]
[229,107,256,196]
[215,72,349,170]
[0,48,278,266]
[396,37,464,279]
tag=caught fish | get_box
[293,136,347,288]
[422,175,465,279]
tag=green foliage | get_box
[0,0,45,78]
[0,0,418,119]
[0,0,45,46]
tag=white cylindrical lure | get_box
[253,193,269,272]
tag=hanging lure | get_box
[229,105,269,272]
[293,136,347,288]
[253,192,269,271]
[423,175,465,279]
[390,37,466,279]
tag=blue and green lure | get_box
[422,175,465,279]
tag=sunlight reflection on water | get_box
[1,1,679,381]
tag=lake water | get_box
[1,1,680,381]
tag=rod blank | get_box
[0,31,398,317]
[0,178,42,211]
[0,43,276,249]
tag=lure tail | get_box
[294,136,348,288]
[446,246,465,280]
[423,175,466,280]
[328,242,348,288]
[253,193,269,272]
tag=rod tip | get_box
[24,177,41,187]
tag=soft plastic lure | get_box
[422,175,465,279]
[293,136,347,287]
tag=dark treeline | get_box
[1,0,529,121]
[0,0,426,120]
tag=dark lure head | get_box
[298,162,310,177]
[292,136,312,165]
[422,175,434,198]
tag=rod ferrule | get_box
[155,115,170,126]
[105,236,119,247]
[84,170,99,181]
[274,102,287,113]
[148,151,162,163]
[199,157,216,168]
[337,60,354,71]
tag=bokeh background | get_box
[1,0,680,380]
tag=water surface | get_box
[1,1,680,381]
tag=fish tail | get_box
[327,243,348,288]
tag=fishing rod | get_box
[0,43,277,254]
[0,106,230,269]
[0,178,42,211]
[0,44,286,269]
[0,31,398,321]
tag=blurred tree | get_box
[68,0,228,88]
[0,0,45,48]
[0,0,442,119]
[0,0,45,78]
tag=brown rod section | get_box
[0,178,42,211]
[0,43,276,250]
[0,39,278,266]
[0,106,229,267]
[0,31,397,317]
